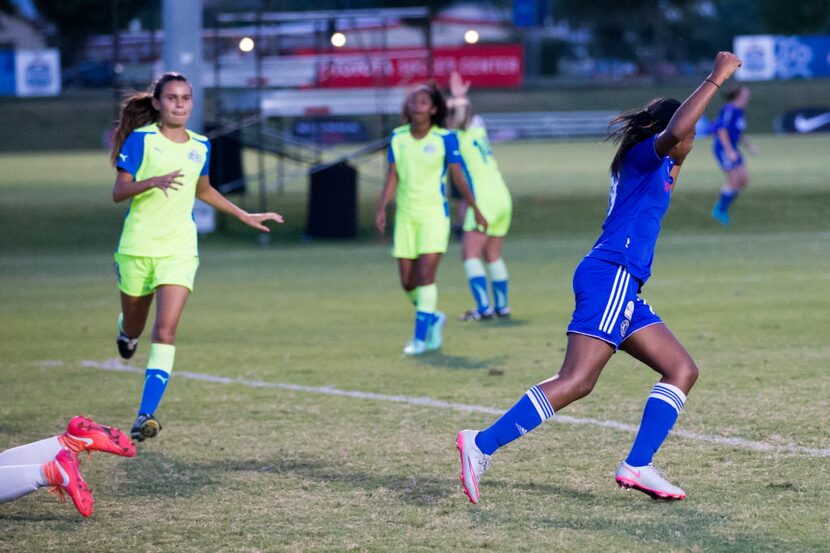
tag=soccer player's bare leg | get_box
[133,285,189,441]
[615,324,698,499]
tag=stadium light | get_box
[331,32,347,48]
[464,29,479,44]
[239,37,255,52]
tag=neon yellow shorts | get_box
[113,253,199,297]
[392,212,450,259]
[464,195,512,237]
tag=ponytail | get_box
[110,93,158,165]
[109,72,191,166]
[606,97,681,177]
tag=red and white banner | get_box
[306,45,523,89]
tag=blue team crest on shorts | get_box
[188,149,203,164]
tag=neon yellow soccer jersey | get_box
[387,124,462,219]
[456,117,510,213]
[115,124,211,257]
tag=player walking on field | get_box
[457,52,743,503]
[446,72,513,322]
[110,73,283,441]
[710,85,758,225]
[375,82,487,355]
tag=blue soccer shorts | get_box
[713,146,744,172]
[566,257,663,350]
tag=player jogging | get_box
[456,52,743,504]
[446,72,513,322]
[375,82,487,355]
[710,85,758,225]
[110,73,283,441]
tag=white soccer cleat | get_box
[402,339,427,356]
[456,429,491,504]
[426,311,446,351]
[615,461,686,500]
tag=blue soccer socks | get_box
[475,385,555,455]
[486,258,509,313]
[625,382,687,467]
[413,284,438,342]
[138,343,175,416]
[715,187,738,213]
[464,258,490,314]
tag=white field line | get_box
[76,358,830,458]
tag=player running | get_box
[0,416,135,517]
[710,85,758,225]
[110,73,283,442]
[456,52,743,504]
[446,72,513,322]
[375,82,487,355]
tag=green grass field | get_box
[0,135,828,552]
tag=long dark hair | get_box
[402,81,448,128]
[110,72,190,166]
[606,98,681,177]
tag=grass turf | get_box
[0,135,828,551]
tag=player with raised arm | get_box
[446,72,514,322]
[710,85,758,225]
[375,82,487,355]
[456,52,742,504]
[110,73,283,441]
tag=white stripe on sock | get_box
[648,383,687,414]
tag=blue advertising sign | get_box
[736,35,830,80]
[0,50,15,96]
[513,0,549,27]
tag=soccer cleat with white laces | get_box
[116,331,138,359]
[402,339,427,356]
[456,429,491,504]
[425,311,446,351]
[615,461,686,500]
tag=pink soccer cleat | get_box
[43,448,95,517]
[60,416,137,457]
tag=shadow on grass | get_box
[412,353,507,371]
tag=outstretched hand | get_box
[153,170,184,197]
[241,212,284,232]
[449,71,471,99]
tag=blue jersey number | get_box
[607,175,619,216]
[472,138,493,164]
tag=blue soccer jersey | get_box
[712,104,744,153]
[586,135,675,284]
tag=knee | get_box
[557,374,597,402]
[152,327,176,345]
[676,359,699,390]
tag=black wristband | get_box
[705,78,720,89]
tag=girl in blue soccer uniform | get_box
[710,85,758,225]
[456,52,743,504]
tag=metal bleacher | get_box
[480,111,617,140]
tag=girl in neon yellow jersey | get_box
[446,72,513,322]
[110,72,283,441]
[376,82,487,355]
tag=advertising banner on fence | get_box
[311,45,523,88]
[774,108,830,134]
[0,49,61,96]
[735,35,830,81]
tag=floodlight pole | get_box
[162,0,204,133]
